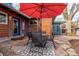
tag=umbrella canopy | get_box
[20,3,67,18]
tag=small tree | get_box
[63,3,79,35]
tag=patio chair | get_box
[49,35,56,49]
[29,32,47,53]
[27,32,32,40]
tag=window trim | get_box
[0,11,8,24]
[29,20,38,26]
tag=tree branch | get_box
[63,7,68,20]
[70,3,76,15]
[71,4,79,20]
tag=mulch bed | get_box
[69,40,79,55]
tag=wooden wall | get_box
[42,18,52,36]
[0,7,28,37]
[0,24,9,37]
[29,18,52,36]
[0,8,9,37]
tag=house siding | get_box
[0,24,9,37]
[0,4,29,38]
[0,8,9,37]
[29,18,52,36]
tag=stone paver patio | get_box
[0,35,79,56]
[12,41,55,56]
[0,37,55,56]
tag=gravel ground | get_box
[15,41,55,56]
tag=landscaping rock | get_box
[0,53,3,56]
[66,48,78,56]
[60,44,71,50]
[55,47,68,56]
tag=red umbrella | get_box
[20,3,67,34]
[20,3,67,18]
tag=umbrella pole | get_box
[40,5,43,41]
[40,18,42,36]
[40,18,43,46]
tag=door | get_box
[53,23,61,35]
[13,18,20,36]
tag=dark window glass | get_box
[0,12,6,23]
[30,20,37,25]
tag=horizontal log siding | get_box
[0,8,9,37]
[0,24,9,37]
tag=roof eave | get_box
[0,3,31,19]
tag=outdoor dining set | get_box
[27,31,56,54]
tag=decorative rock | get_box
[55,47,68,56]
[60,44,71,50]
[66,48,78,56]
[0,53,3,56]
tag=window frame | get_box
[0,11,8,24]
[12,17,20,36]
[29,20,38,26]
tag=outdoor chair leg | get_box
[52,40,56,49]
[29,42,33,52]
[52,36,56,49]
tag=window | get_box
[29,20,38,25]
[61,23,66,33]
[29,20,38,32]
[29,20,38,27]
[0,11,7,24]
[12,17,20,36]
[22,20,25,33]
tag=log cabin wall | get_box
[0,5,29,38]
[28,18,52,36]
[28,19,40,32]
[0,8,9,37]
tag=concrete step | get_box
[0,37,11,43]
